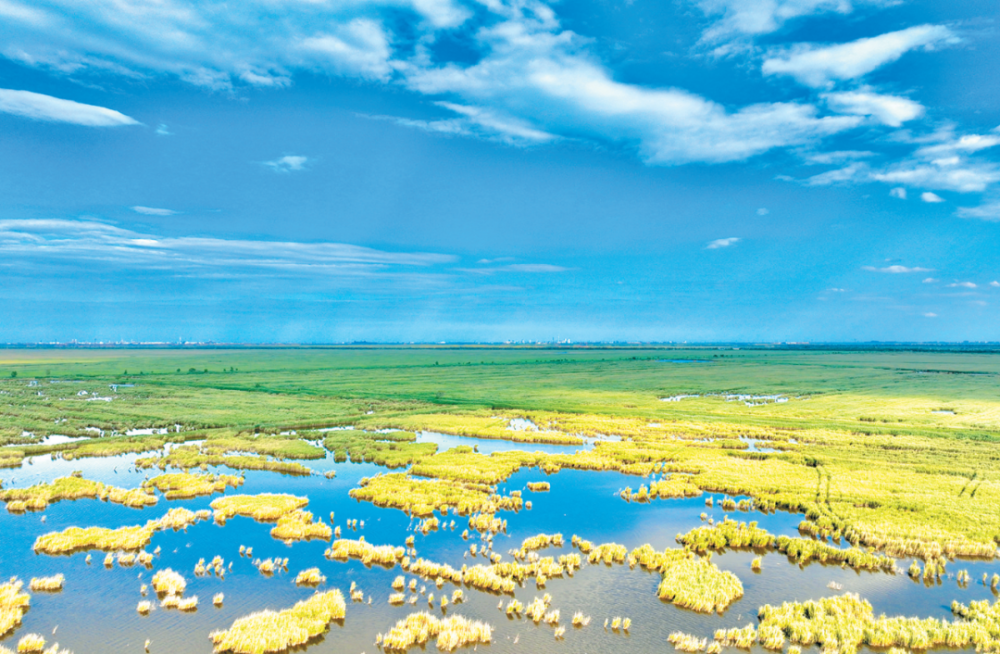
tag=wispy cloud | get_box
[957,201,1000,221]
[696,0,899,44]
[991,281,1000,288]
[890,187,907,199]
[862,265,932,273]
[461,263,569,274]
[948,281,976,288]
[0,219,456,273]
[762,25,955,88]
[923,312,938,318]
[132,206,177,216]
[756,207,769,216]
[707,237,740,249]
[822,89,923,127]
[0,88,138,126]
[155,123,171,135]
[922,277,938,283]
[921,191,944,203]
[264,155,309,173]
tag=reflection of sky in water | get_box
[0,440,995,654]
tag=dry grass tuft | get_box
[295,568,326,586]
[210,494,308,524]
[377,612,492,652]
[209,590,345,653]
[28,575,63,592]
[0,578,31,638]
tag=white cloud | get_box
[804,163,867,186]
[957,201,1000,221]
[862,265,932,273]
[923,312,937,318]
[696,0,896,43]
[155,123,171,136]
[920,191,944,203]
[948,281,976,288]
[298,18,394,81]
[499,263,567,273]
[0,219,456,272]
[803,150,875,165]
[0,0,469,89]
[991,281,1000,288]
[890,187,906,199]
[132,206,177,216]
[0,88,138,126]
[402,11,861,164]
[707,237,740,249]
[922,277,938,283]
[828,287,847,292]
[756,207,769,215]
[762,25,954,88]
[872,161,1000,193]
[822,89,923,127]
[378,102,557,145]
[0,0,875,166]
[264,155,309,173]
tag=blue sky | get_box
[1,0,999,342]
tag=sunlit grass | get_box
[210,590,345,654]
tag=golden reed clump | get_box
[209,590,345,654]
[0,578,31,638]
[28,575,63,592]
[377,612,492,652]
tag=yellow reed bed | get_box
[28,575,63,592]
[658,554,743,613]
[0,578,30,638]
[152,569,187,595]
[527,482,550,492]
[0,475,157,512]
[295,568,326,586]
[749,593,1000,654]
[377,611,492,652]
[586,543,628,565]
[519,533,563,553]
[143,472,243,499]
[628,544,743,612]
[270,510,331,542]
[209,590,345,654]
[33,506,210,554]
[325,539,405,567]
[349,473,520,517]
[210,494,308,523]
[677,519,896,571]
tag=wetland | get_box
[1,345,1000,654]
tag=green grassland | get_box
[2,346,1000,555]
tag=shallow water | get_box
[415,430,601,455]
[0,437,996,654]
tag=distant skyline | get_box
[1,0,998,342]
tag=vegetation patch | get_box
[0,475,157,512]
[322,430,436,468]
[136,446,313,476]
[210,494,308,523]
[143,472,243,499]
[376,611,493,652]
[349,473,521,517]
[270,510,332,542]
[33,507,210,554]
[0,578,30,638]
[677,519,897,571]
[209,590,345,654]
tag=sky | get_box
[1,0,999,343]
